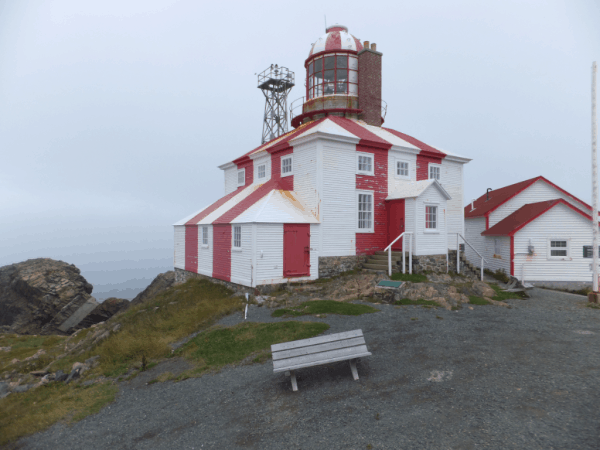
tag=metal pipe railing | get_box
[455,233,488,282]
[384,232,413,276]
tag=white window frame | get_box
[281,155,293,177]
[547,237,570,260]
[232,225,242,251]
[237,169,245,187]
[257,164,266,179]
[201,226,209,248]
[424,203,439,233]
[428,163,441,183]
[356,190,374,233]
[356,152,374,176]
[395,159,410,180]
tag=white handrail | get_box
[455,233,488,282]
[385,232,413,276]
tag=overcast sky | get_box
[1,0,599,285]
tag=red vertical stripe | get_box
[212,224,232,282]
[271,148,294,191]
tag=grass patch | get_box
[313,267,362,284]
[393,298,439,308]
[272,300,379,318]
[0,334,67,373]
[49,278,244,378]
[177,321,329,373]
[390,273,428,283]
[586,303,600,309]
[0,382,118,446]
[484,268,510,283]
[468,296,490,305]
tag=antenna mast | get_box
[592,61,598,296]
[257,65,295,144]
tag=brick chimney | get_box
[358,41,382,126]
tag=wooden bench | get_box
[271,329,372,391]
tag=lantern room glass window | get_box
[307,54,358,99]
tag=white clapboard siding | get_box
[252,154,271,184]
[230,224,253,286]
[197,225,213,276]
[224,166,239,195]
[309,223,319,280]
[480,236,511,274]
[404,198,416,254]
[255,223,284,285]
[441,159,463,249]
[414,184,447,255]
[489,179,591,227]
[464,218,486,269]
[292,142,319,219]
[174,225,185,269]
[388,150,417,193]
[513,202,596,281]
[321,141,356,257]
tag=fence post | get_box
[409,234,413,274]
[402,235,406,274]
[457,234,460,274]
[388,247,392,277]
[481,256,484,281]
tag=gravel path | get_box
[14,288,600,450]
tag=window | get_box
[307,53,359,99]
[281,155,293,176]
[233,226,242,249]
[549,239,568,257]
[257,164,266,179]
[583,246,600,258]
[357,192,373,232]
[429,164,441,182]
[237,169,245,186]
[356,153,374,175]
[494,238,501,255]
[202,226,208,246]
[425,205,438,230]
[396,160,409,178]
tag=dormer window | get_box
[281,155,293,176]
[257,164,266,179]
[237,169,245,186]
[429,164,441,182]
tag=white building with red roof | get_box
[174,25,471,288]
[464,176,600,288]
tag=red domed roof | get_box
[308,24,363,58]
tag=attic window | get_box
[237,169,245,186]
[429,164,441,182]
[257,164,266,179]
[281,155,293,176]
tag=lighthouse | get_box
[291,24,384,128]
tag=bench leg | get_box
[289,370,298,391]
[349,359,359,381]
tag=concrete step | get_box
[369,254,404,262]
[363,263,401,272]
[374,251,405,257]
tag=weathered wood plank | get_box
[272,337,366,360]
[270,329,363,352]
[273,345,370,371]
[273,351,372,373]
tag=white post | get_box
[592,61,598,293]
[457,234,460,274]
[388,246,392,277]
[402,235,406,274]
[409,234,413,274]
[481,256,483,281]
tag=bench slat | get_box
[270,329,363,352]
[272,337,366,361]
[273,351,372,373]
[273,344,370,371]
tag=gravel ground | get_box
[13,287,600,450]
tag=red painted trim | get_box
[185,187,244,225]
[291,108,362,129]
[213,178,283,225]
[184,225,198,273]
[236,158,253,187]
[328,116,391,149]
[536,177,594,212]
[465,177,540,219]
[212,224,231,282]
[416,154,442,181]
[510,235,514,276]
[270,147,294,191]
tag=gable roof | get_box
[481,199,598,236]
[220,118,470,168]
[387,179,451,201]
[464,176,594,219]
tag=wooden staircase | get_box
[363,251,408,273]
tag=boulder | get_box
[130,271,176,306]
[75,298,129,329]
[472,281,496,298]
[54,370,68,382]
[0,258,95,335]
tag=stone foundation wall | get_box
[318,255,369,278]
[411,254,449,274]
[174,268,262,295]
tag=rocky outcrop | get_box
[0,258,127,335]
[75,297,129,329]
[130,271,176,306]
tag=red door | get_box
[387,200,405,251]
[283,224,311,277]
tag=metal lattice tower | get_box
[258,65,295,144]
